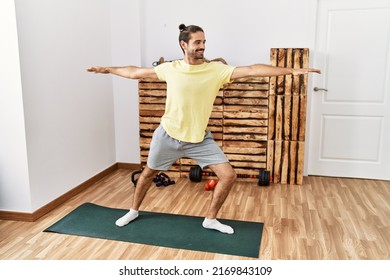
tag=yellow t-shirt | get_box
[154,60,235,143]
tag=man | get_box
[87,24,320,234]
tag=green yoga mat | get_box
[44,203,263,258]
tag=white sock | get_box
[202,218,234,234]
[115,209,139,227]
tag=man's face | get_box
[181,31,206,60]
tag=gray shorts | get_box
[147,125,229,170]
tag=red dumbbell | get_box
[205,179,218,191]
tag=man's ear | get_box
[180,40,187,51]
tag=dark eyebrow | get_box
[194,40,206,43]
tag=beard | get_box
[191,49,205,60]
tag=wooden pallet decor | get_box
[138,77,269,181]
[267,48,309,184]
[138,48,309,185]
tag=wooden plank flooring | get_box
[0,169,389,260]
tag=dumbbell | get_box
[205,179,218,191]
[189,165,271,186]
[153,172,175,187]
[131,170,175,187]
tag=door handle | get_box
[313,87,328,92]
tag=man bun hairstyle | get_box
[179,24,187,32]
[178,23,204,53]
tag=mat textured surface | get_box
[44,203,263,258]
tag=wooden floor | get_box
[1,168,389,260]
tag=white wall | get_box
[0,0,32,212]
[111,0,141,163]
[139,0,317,66]
[10,0,116,212]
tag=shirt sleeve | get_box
[154,62,171,81]
[214,63,236,86]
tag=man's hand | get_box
[86,66,110,74]
[292,68,321,75]
[86,65,157,79]
[231,64,321,80]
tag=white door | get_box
[308,0,390,180]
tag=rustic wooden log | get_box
[139,143,150,150]
[139,123,159,130]
[289,141,297,184]
[232,167,265,176]
[207,119,223,126]
[139,137,152,145]
[223,141,267,149]
[275,95,283,140]
[223,119,267,127]
[139,116,161,124]
[232,76,269,83]
[138,82,167,90]
[227,154,267,162]
[302,49,309,67]
[208,126,223,133]
[283,95,292,141]
[281,141,290,184]
[273,140,282,183]
[268,95,276,140]
[296,141,305,184]
[223,134,267,141]
[229,161,265,169]
[139,104,166,111]
[285,48,293,96]
[224,83,268,91]
[291,95,300,141]
[293,49,301,96]
[223,126,268,134]
[269,75,277,96]
[210,132,223,140]
[213,97,223,105]
[269,48,278,96]
[210,111,223,119]
[299,95,307,141]
[267,140,275,177]
[223,105,267,113]
[223,111,268,119]
[139,90,166,97]
[223,147,267,155]
[212,105,223,112]
[224,90,268,98]
[276,49,286,95]
[301,49,309,96]
[139,110,165,117]
[224,98,268,106]
[227,156,267,166]
[139,78,164,83]
[293,49,302,69]
[139,132,154,138]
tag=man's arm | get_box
[86,66,158,80]
[231,64,320,80]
